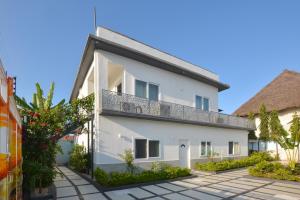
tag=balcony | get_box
[101,90,256,130]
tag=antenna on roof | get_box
[93,6,97,33]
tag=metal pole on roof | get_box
[94,7,97,33]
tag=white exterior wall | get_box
[99,50,219,112]
[95,116,248,166]
[254,108,300,161]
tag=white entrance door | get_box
[179,139,190,168]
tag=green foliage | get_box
[249,161,300,182]
[119,149,135,173]
[16,82,94,191]
[259,104,270,141]
[94,165,191,187]
[69,145,88,172]
[194,152,273,172]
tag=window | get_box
[229,141,240,155]
[200,141,212,156]
[195,95,209,111]
[135,80,147,98]
[135,139,147,158]
[149,84,159,101]
[149,140,159,157]
[135,139,160,159]
[203,98,209,111]
[196,96,202,109]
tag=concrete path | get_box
[55,166,300,200]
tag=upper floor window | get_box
[149,84,158,101]
[135,80,159,101]
[196,95,209,111]
[135,80,147,98]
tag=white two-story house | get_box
[70,27,255,172]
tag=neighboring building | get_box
[70,27,255,172]
[55,135,75,165]
[0,59,22,200]
[234,70,300,161]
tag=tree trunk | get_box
[276,143,279,160]
[258,139,260,151]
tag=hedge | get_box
[94,165,191,187]
[249,161,300,182]
[194,152,273,172]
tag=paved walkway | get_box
[55,166,300,200]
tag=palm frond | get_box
[14,95,33,111]
[45,82,54,110]
[35,83,44,110]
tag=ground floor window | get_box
[229,141,240,155]
[200,141,212,156]
[135,139,160,159]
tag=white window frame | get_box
[134,79,160,101]
[200,141,212,157]
[228,141,240,156]
[195,95,210,111]
[134,138,161,160]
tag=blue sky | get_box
[1,0,300,114]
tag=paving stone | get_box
[71,179,89,186]
[156,183,186,192]
[128,188,154,199]
[171,180,198,188]
[57,196,80,200]
[54,180,72,187]
[209,184,246,194]
[272,182,300,189]
[274,194,300,200]
[196,186,235,198]
[243,191,286,200]
[219,181,255,190]
[163,193,194,200]
[56,186,77,198]
[180,190,221,200]
[146,197,165,200]
[232,195,258,200]
[77,184,99,194]
[266,184,300,195]
[183,177,212,186]
[142,185,172,195]
[229,179,264,187]
[237,177,271,184]
[105,190,135,200]
[67,175,83,180]
[255,188,300,199]
[82,193,107,200]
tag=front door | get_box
[179,139,190,168]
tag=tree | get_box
[16,82,94,193]
[258,104,270,151]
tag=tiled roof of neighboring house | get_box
[233,70,300,116]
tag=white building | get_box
[70,27,255,172]
[234,70,300,161]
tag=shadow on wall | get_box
[56,138,74,165]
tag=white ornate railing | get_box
[101,89,255,130]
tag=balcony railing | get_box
[101,89,255,130]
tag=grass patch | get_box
[94,163,191,187]
[194,152,273,172]
[249,161,300,182]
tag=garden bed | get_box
[94,165,191,188]
[249,161,300,182]
[194,152,273,172]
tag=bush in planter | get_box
[94,164,191,187]
[69,145,88,172]
[194,152,273,172]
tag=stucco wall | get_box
[94,116,248,168]
[99,50,219,112]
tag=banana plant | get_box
[15,82,65,112]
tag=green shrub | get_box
[69,145,88,172]
[94,164,191,187]
[119,149,135,173]
[194,152,273,172]
[249,161,300,182]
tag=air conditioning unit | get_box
[160,103,171,117]
[121,102,135,113]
